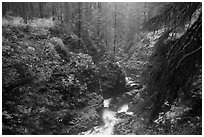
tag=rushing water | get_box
[80,98,133,135]
[80,77,136,135]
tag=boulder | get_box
[50,37,70,62]
[99,61,127,99]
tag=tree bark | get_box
[113,4,117,56]
[39,2,43,18]
[78,2,82,47]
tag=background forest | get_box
[2,2,202,135]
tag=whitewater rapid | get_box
[80,98,133,135]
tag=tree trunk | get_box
[52,3,55,20]
[39,2,43,18]
[2,2,8,16]
[97,2,101,40]
[21,3,27,23]
[113,4,117,56]
[78,2,82,47]
[29,3,34,18]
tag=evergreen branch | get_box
[175,46,201,70]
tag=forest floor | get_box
[2,17,202,135]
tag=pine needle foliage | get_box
[142,2,202,122]
[143,2,201,31]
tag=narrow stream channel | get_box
[80,98,134,135]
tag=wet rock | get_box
[50,37,66,48]
[50,37,70,62]
[99,61,127,99]
[62,34,87,54]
